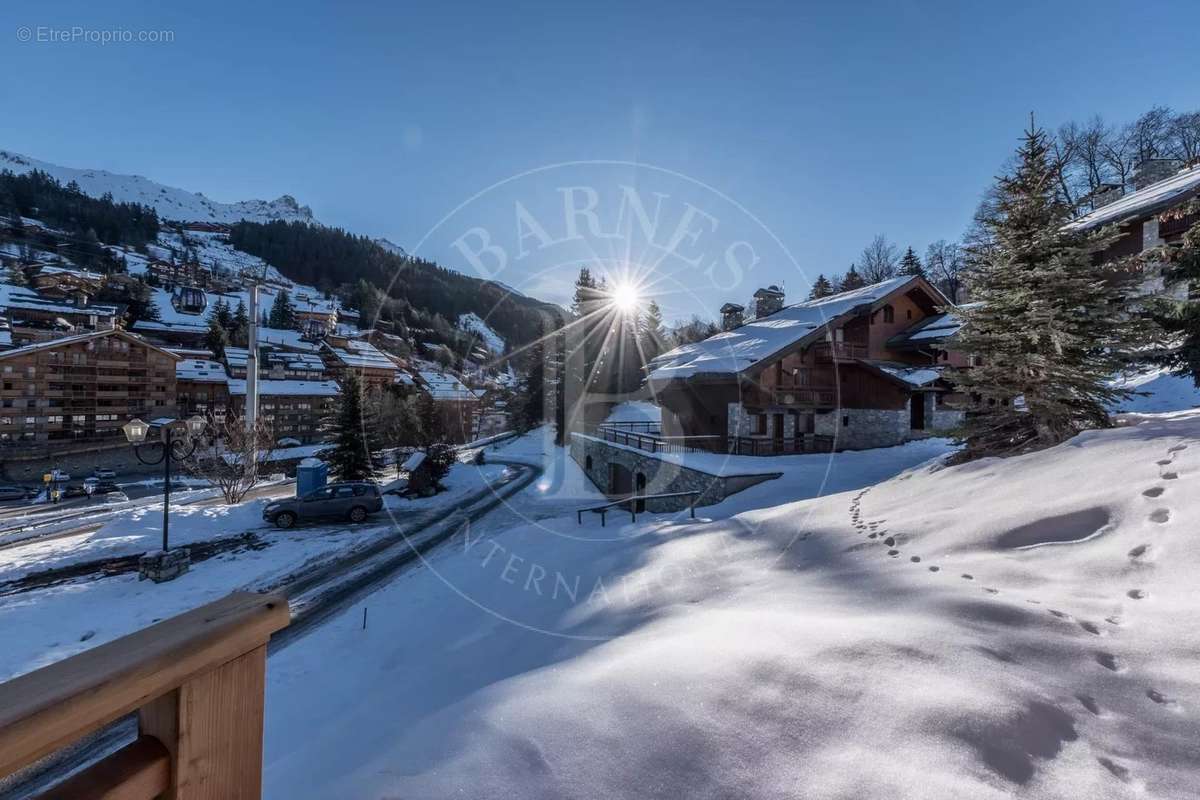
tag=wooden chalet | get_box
[646,276,965,454]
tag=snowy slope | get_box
[1111,366,1200,414]
[458,312,506,354]
[0,150,314,225]
[263,414,1200,799]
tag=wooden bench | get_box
[0,591,289,799]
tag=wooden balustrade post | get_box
[0,592,288,800]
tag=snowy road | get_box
[0,457,541,800]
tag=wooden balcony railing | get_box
[1159,210,1200,238]
[0,592,289,800]
[811,341,867,363]
[772,387,836,406]
[728,435,835,456]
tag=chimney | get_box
[753,285,785,318]
[719,302,744,331]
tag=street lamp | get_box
[123,416,205,553]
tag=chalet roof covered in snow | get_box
[324,340,397,371]
[0,328,179,361]
[649,276,928,381]
[176,358,227,382]
[869,363,944,388]
[225,378,341,397]
[418,370,479,401]
[132,319,208,334]
[1063,163,1200,232]
[257,327,320,353]
[0,285,118,317]
[885,308,969,350]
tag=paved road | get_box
[0,457,542,800]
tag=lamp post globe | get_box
[122,418,150,444]
[186,414,207,438]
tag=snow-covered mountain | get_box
[0,150,314,225]
[375,238,408,257]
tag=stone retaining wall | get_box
[570,434,779,511]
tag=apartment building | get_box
[0,329,178,451]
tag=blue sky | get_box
[4,0,1199,316]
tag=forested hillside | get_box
[230,220,564,352]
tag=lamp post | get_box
[123,415,206,553]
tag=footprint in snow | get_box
[1079,621,1102,636]
[1127,589,1148,599]
[982,587,999,594]
[1098,757,1131,782]
[1168,444,1188,452]
[1048,609,1071,620]
[928,565,940,572]
[887,549,900,556]
[883,536,896,547]
[1156,459,1173,466]
[1147,689,1179,709]
[961,573,974,580]
[1077,694,1102,715]
[1105,616,1123,626]
[1128,544,1150,560]
[1162,472,1179,480]
[1143,486,1165,498]
[1148,509,1170,523]
[910,555,922,563]
[1095,652,1122,672]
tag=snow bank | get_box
[264,413,1200,799]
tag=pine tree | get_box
[898,246,926,278]
[325,372,374,480]
[808,274,834,299]
[230,300,249,348]
[268,289,296,329]
[1150,205,1200,385]
[639,300,667,364]
[205,315,228,359]
[839,265,866,291]
[415,390,443,446]
[950,121,1159,458]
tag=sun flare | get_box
[609,281,642,312]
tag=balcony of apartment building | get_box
[811,341,867,363]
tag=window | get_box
[585,455,593,471]
[334,486,357,498]
[883,305,895,324]
[842,415,850,427]
[24,417,35,426]
[753,414,767,435]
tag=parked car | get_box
[92,468,116,479]
[92,481,122,495]
[0,485,32,502]
[262,482,383,529]
[63,484,87,498]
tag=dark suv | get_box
[262,482,383,529]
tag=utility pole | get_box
[246,284,260,463]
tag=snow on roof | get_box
[132,319,208,333]
[1064,164,1200,232]
[325,340,397,371]
[0,285,118,317]
[225,378,341,397]
[176,358,227,382]
[257,327,320,352]
[34,265,104,282]
[0,329,180,361]
[872,363,944,388]
[418,370,479,401]
[886,309,966,349]
[649,276,922,381]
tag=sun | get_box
[609,281,641,313]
